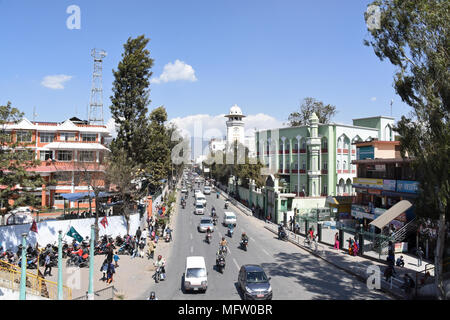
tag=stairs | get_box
[393,218,417,243]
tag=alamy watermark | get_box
[366,265,381,290]
[365,5,381,31]
[66,5,81,30]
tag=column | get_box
[296,136,301,196]
[57,231,63,300]
[41,184,47,207]
[87,224,95,300]
[19,233,27,300]
[281,137,286,174]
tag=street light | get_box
[19,233,27,300]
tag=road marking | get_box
[249,236,255,242]
[262,249,270,256]
[233,258,239,270]
[190,246,193,253]
[190,233,193,240]
[218,231,222,238]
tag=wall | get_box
[0,213,141,250]
[0,287,49,300]
[292,198,327,215]
[375,144,397,159]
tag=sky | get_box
[0,0,413,144]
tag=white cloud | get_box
[371,97,377,101]
[41,74,73,90]
[168,113,285,139]
[151,60,197,84]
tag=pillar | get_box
[147,196,153,219]
[87,225,95,300]
[19,233,27,300]
[41,184,47,207]
[57,230,63,300]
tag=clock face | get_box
[233,127,239,132]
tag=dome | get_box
[229,104,243,116]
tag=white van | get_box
[195,193,207,207]
[223,211,237,226]
[184,256,208,292]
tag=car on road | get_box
[223,211,237,226]
[238,265,272,300]
[194,189,202,197]
[181,188,188,194]
[203,186,211,195]
[198,218,215,232]
[195,193,207,207]
[194,203,205,215]
[184,256,208,293]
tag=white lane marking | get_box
[190,233,193,240]
[190,246,193,253]
[233,258,239,270]
[249,236,255,242]
[262,248,270,256]
[218,231,222,238]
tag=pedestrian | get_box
[44,252,52,277]
[141,228,148,242]
[106,262,115,284]
[384,264,396,282]
[387,241,395,265]
[106,246,113,264]
[100,259,108,281]
[113,251,120,267]
[147,237,155,259]
[348,238,354,255]
[353,239,359,256]
[417,247,424,267]
[138,239,146,258]
[289,217,293,231]
[334,232,340,250]
[135,227,142,245]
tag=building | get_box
[225,104,246,149]
[3,117,111,210]
[351,140,417,231]
[251,113,395,222]
[208,138,226,154]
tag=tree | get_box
[110,34,153,168]
[0,102,45,224]
[287,97,337,126]
[364,0,449,299]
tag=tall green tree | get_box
[110,35,153,167]
[0,102,44,224]
[364,0,449,299]
[287,97,337,126]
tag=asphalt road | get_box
[139,184,390,300]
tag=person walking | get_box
[334,232,340,250]
[417,247,424,267]
[106,247,113,264]
[113,252,120,267]
[106,262,115,284]
[388,241,395,265]
[135,227,142,245]
[100,259,108,281]
[147,238,155,259]
[44,252,52,277]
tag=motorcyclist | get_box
[278,224,286,239]
[211,206,216,217]
[154,255,166,274]
[219,237,228,252]
[241,232,249,242]
[227,223,234,237]
[148,291,158,300]
[224,199,229,209]
[216,248,226,265]
[205,227,212,242]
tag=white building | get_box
[208,138,226,154]
[225,105,246,149]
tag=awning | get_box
[44,142,110,151]
[369,200,412,229]
[61,192,112,201]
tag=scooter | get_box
[216,256,226,273]
[154,266,166,283]
[205,233,212,244]
[224,202,229,210]
[240,239,248,251]
[227,227,234,238]
[213,217,217,226]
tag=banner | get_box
[30,220,38,233]
[353,178,383,189]
[100,216,108,229]
[66,226,83,243]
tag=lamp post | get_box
[57,230,63,300]
[87,224,95,300]
[19,233,27,300]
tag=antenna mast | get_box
[88,48,107,125]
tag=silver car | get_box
[198,218,215,232]
[194,203,205,215]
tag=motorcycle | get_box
[118,243,133,255]
[278,230,288,241]
[216,193,219,199]
[216,256,226,273]
[224,202,229,209]
[153,266,166,283]
[213,217,217,226]
[165,233,171,243]
[182,201,186,209]
[227,227,234,238]
[115,236,124,247]
[240,239,249,251]
[205,233,212,244]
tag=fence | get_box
[72,286,117,300]
[0,260,72,300]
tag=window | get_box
[60,132,76,142]
[40,133,55,143]
[81,133,97,142]
[285,141,290,151]
[302,162,306,170]
[323,185,328,195]
[2,132,12,143]
[40,151,53,161]
[343,160,347,170]
[323,162,328,170]
[57,150,73,161]
[337,160,340,170]
[301,140,306,149]
[294,142,298,150]
[322,139,328,149]
[16,131,32,142]
[79,151,95,162]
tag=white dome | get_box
[229,104,243,116]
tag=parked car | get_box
[184,256,208,293]
[198,218,214,232]
[238,265,272,300]
[223,211,237,226]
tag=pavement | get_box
[134,183,391,300]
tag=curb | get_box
[263,225,403,300]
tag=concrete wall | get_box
[0,287,49,300]
[0,213,141,250]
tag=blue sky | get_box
[0,0,412,130]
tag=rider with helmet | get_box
[154,255,166,274]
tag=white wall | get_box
[0,287,49,300]
[0,214,141,249]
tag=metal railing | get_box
[73,286,117,300]
[0,261,72,300]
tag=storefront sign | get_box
[358,146,374,160]
[394,242,408,253]
[353,178,383,189]
[396,180,419,194]
[351,204,374,219]
[368,189,382,195]
[373,207,387,219]
[383,179,396,191]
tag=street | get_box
[139,185,391,300]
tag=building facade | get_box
[3,117,111,210]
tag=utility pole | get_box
[19,233,27,300]
[88,49,107,125]
[57,230,63,300]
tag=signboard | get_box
[396,180,419,194]
[368,189,382,195]
[383,179,396,191]
[353,178,383,189]
[375,164,386,171]
[373,207,387,219]
[394,242,408,253]
[351,204,374,220]
[358,146,374,160]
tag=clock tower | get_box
[225,104,246,149]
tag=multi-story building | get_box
[251,113,395,222]
[3,117,111,210]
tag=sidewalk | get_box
[217,188,433,300]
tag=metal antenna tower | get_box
[88,49,107,125]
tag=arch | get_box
[365,136,373,142]
[322,136,328,149]
[384,124,393,141]
[352,135,362,143]
[338,178,345,195]
[346,178,353,195]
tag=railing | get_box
[0,260,72,300]
[414,258,450,298]
[392,218,417,243]
[73,286,117,300]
